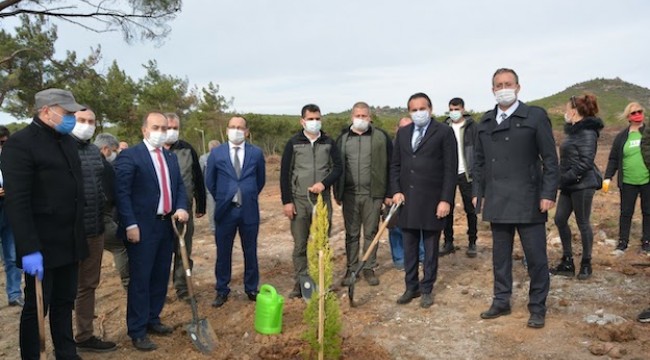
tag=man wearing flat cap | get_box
[1,88,88,359]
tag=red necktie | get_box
[155,148,171,214]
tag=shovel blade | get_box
[298,274,317,301]
[348,270,358,307]
[186,318,218,354]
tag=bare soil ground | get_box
[1,127,649,359]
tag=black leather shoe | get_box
[527,313,545,328]
[396,289,421,304]
[212,293,228,307]
[76,336,117,353]
[480,305,511,319]
[420,293,434,308]
[132,336,157,351]
[466,243,477,258]
[246,291,258,301]
[439,242,455,256]
[147,323,173,335]
[363,269,380,286]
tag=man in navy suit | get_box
[205,116,266,307]
[114,112,189,351]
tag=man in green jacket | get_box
[334,102,392,286]
[280,104,342,298]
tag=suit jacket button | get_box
[505,137,509,141]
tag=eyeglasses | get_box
[570,96,577,108]
[631,110,644,116]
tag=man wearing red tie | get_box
[114,112,189,351]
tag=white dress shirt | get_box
[229,141,245,171]
[144,139,172,215]
[229,141,245,203]
[411,120,431,149]
[496,101,520,125]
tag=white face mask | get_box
[304,120,321,135]
[147,130,167,148]
[165,129,179,144]
[564,113,573,123]
[410,110,431,127]
[71,122,96,141]
[227,128,246,144]
[106,151,117,163]
[351,118,370,133]
[449,110,463,122]
[494,88,517,107]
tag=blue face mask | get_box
[50,110,77,134]
[56,114,77,134]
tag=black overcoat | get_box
[1,116,87,268]
[472,102,559,224]
[389,120,457,231]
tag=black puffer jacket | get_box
[559,116,604,192]
[76,139,106,237]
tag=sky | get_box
[2,0,650,124]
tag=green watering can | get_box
[254,284,284,335]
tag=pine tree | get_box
[303,194,342,359]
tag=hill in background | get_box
[529,77,650,127]
[2,78,647,155]
[327,78,650,129]
[327,105,408,119]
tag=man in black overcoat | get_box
[390,92,457,308]
[2,88,88,359]
[473,68,559,328]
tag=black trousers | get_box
[443,173,477,244]
[619,182,650,243]
[491,223,549,316]
[554,188,596,260]
[402,228,440,294]
[21,262,79,360]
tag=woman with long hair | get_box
[551,93,604,280]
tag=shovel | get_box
[35,277,46,360]
[298,274,317,300]
[348,202,402,307]
[173,221,218,354]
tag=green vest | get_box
[291,141,334,198]
[335,126,388,200]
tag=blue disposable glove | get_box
[22,251,44,281]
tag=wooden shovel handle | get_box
[360,202,402,263]
[172,221,194,298]
[35,277,46,360]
